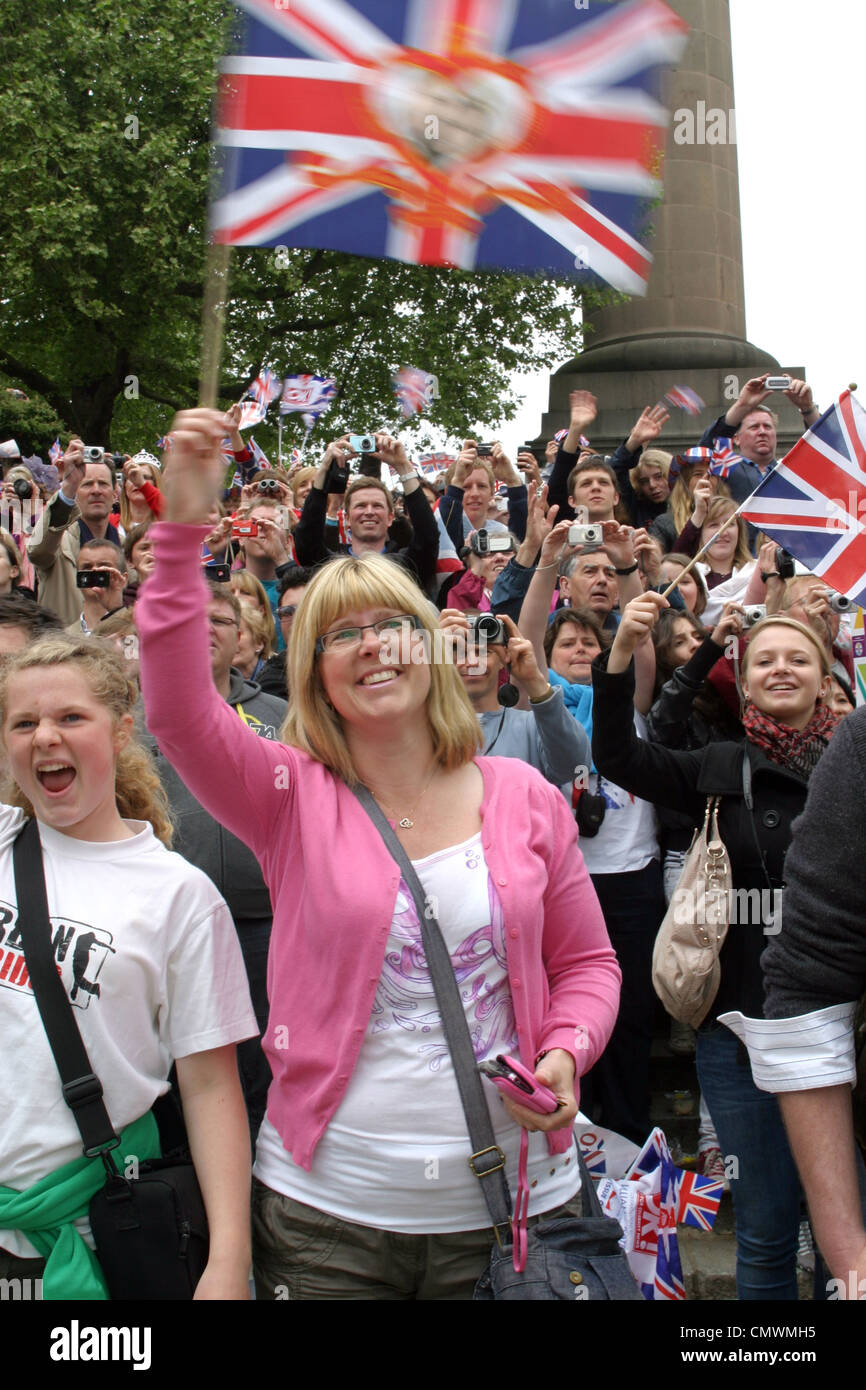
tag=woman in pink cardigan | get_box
[138,408,621,1301]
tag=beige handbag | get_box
[652,797,732,1028]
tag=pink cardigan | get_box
[138,524,621,1169]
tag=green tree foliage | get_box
[0,0,613,453]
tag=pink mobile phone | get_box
[479,1054,559,1115]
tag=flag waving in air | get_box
[393,366,438,418]
[248,367,283,406]
[279,374,338,417]
[740,390,866,608]
[212,0,688,293]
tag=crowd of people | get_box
[0,369,863,1302]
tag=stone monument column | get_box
[539,0,805,454]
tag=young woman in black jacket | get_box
[592,591,839,1302]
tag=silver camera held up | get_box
[568,522,603,546]
[742,604,767,627]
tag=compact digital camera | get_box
[468,613,507,646]
[829,592,853,614]
[764,375,792,392]
[231,520,259,539]
[349,433,376,455]
[742,604,767,627]
[203,562,231,583]
[568,522,603,546]
[83,446,105,464]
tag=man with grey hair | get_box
[695,373,819,505]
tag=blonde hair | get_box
[700,497,752,573]
[445,457,495,494]
[740,615,832,682]
[230,570,277,649]
[629,448,672,490]
[0,637,174,845]
[120,462,162,531]
[239,605,275,662]
[669,467,731,534]
[282,554,481,783]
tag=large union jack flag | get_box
[212,0,688,293]
[740,391,866,607]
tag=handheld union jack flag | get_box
[279,374,338,418]
[554,428,591,448]
[248,435,273,470]
[212,0,688,293]
[248,367,283,406]
[48,438,63,465]
[708,437,743,480]
[740,391,866,607]
[677,1169,723,1233]
[664,384,705,417]
[418,451,454,476]
[393,365,438,418]
[238,397,269,429]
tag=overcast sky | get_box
[501,0,865,450]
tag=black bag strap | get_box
[13,818,120,1162]
[351,785,599,1236]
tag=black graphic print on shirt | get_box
[0,899,115,1009]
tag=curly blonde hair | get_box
[0,636,174,845]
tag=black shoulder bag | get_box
[14,818,209,1300]
[351,785,642,1301]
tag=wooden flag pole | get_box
[659,505,749,601]
[199,242,233,410]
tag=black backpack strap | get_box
[13,818,120,1161]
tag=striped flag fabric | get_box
[676,1169,724,1232]
[238,397,268,429]
[279,374,338,418]
[740,390,866,607]
[48,438,63,465]
[393,366,437,419]
[212,0,688,294]
[708,437,744,480]
[664,385,705,416]
[248,367,283,406]
[248,435,272,470]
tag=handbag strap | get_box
[351,785,600,1236]
[12,818,120,1162]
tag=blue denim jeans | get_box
[696,1024,801,1300]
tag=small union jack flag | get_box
[741,390,866,607]
[554,428,591,448]
[393,365,437,419]
[676,1169,724,1232]
[48,438,63,465]
[248,367,283,406]
[708,437,743,480]
[664,384,705,417]
[212,0,688,293]
[248,435,273,470]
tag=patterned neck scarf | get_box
[743,700,839,779]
